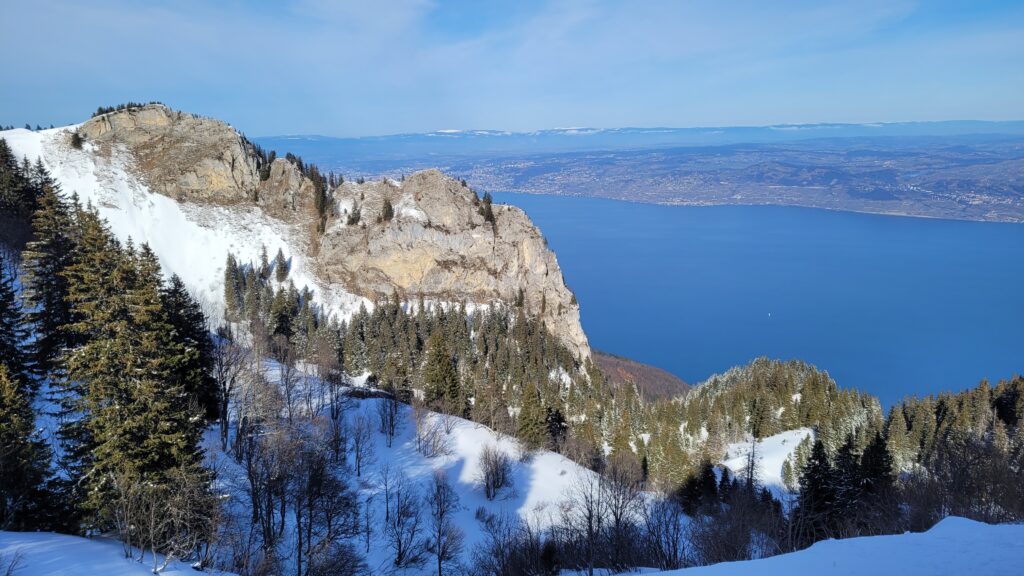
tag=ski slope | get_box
[652,516,1024,576]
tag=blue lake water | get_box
[493,193,1024,406]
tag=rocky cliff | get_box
[77,104,590,360]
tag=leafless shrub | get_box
[643,498,689,570]
[414,403,452,458]
[477,444,513,500]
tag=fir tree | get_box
[258,245,269,279]
[274,248,288,282]
[21,184,75,377]
[161,273,218,421]
[0,364,52,530]
[223,253,241,319]
[69,238,207,525]
[423,330,459,412]
[517,381,547,450]
[794,439,837,545]
[859,431,895,496]
[0,254,32,389]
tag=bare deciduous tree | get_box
[384,473,426,569]
[559,472,608,576]
[427,471,465,576]
[351,410,376,478]
[213,327,249,452]
[377,395,401,448]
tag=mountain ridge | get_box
[3,104,591,359]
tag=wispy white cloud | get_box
[1,0,1021,135]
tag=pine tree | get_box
[0,364,51,530]
[67,237,208,525]
[274,248,288,282]
[0,254,32,389]
[161,273,217,420]
[517,381,547,450]
[795,439,837,545]
[223,253,241,319]
[859,431,895,495]
[423,330,459,411]
[21,184,75,377]
[258,245,269,279]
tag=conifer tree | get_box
[161,273,218,420]
[21,184,75,377]
[423,330,459,411]
[71,239,207,525]
[0,364,51,530]
[223,253,241,319]
[274,248,288,282]
[859,431,895,495]
[0,254,32,389]
[517,381,547,450]
[794,439,837,544]
[258,245,269,279]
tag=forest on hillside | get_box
[1,136,1022,575]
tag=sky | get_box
[2,0,1023,137]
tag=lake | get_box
[493,193,1024,406]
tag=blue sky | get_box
[2,0,1022,136]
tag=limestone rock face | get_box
[258,158,316,221]
[321,170,590,360]
[76,106,590,360]
[79,104,259,203]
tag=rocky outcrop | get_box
[80,104,259,203]
[320,170,590,359]
[75,105,591,360]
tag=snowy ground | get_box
[0,126,367,323]
[721,428,811,496]
[651,516,1024,576]
[7,516,1020,576]
[206,392,597,573]
[0,531,236,576]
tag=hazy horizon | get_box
[3,1,1023,137]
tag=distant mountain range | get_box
[256,120,1024,223]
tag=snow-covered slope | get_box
[721,428,812,494]
[207,382,598,573]
[0,126,366,322]
[652,516,1024,576]
[0,531,236,576]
